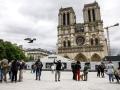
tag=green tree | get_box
[0,39,26,62]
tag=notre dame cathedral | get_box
[57,2,108,62]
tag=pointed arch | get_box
[74,53,87,62]
[64,56,70,59]
[91,53,101,62]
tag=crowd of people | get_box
[0,59,120,84]
[96,62,106,78]
[96,61,120,83]
[71,61,89,81]
[0,59,26,83]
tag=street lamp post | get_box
[104,23,119,56]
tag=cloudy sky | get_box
[0,0,120,51]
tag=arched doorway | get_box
[74,53,87,62]
[91,53,101,61]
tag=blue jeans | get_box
[108,74,114,82]
[0,69,3,81]
[36,69,41,80]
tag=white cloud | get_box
[0,0,120,51]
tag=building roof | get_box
[84,1,99,8]
[59,7,75,13]
[103,56,120,61]
[40,54,72,63]
[25,48,52,54]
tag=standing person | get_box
[54,60,62,82]
[83,63,89,81]
[96,64,101,77]
[71,63,76,80]
[107,61,114,83]
[35,59,43,80]
[8,61,13,80]
[75,61,81,81]
[1,59,9,82]
[114,67,120,83]
[0,61,3,82]
[51,63,55,74]
[19,60,25,82]
[100,62,105,78]
[11,60,20,82]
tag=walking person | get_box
[96,64,101,77]
[54,60,62,82]
[35,59,43,80]
[100,62,105,78]
[75,61,81,81]
[107,61,114,83]
[83,63,89,81]
[11,60,20,82]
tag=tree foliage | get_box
[0,39,26,62]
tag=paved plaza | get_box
[0,71,120,90]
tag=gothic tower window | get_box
[88,9,91,22]
[63,13,66,25]
[68,40,71,47]
[63,41,66,47]
[95,38,99,45]
[67,12,70,25]
[90,38,94,45]
[92,9,96,21]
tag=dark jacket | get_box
[35,61,43,70]
[54,61,62,70]
[19,62,25,70]
[11,60,20,72]
[75,62,81,71]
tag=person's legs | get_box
[0,69,3,82]
[39,70,41,80]
[109,74,113,83]
[78,70,80,81]
[19,70,21,81]
[58,71,61,81]
[11,71,15,82]
[36,70,38,80]
[55,70,58,81]
[97,71,100,77]
[115,75,119,83]
[75,71,78,80]
[15,71,18,82]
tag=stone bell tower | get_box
[57,7,76,49]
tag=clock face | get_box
[76,36,85,46]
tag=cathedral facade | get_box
[57,2,108,62]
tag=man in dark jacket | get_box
[100,62,105,78]
[11,60,20,82]
[35,59,43,80]
[75,61,81,81]
[54,60,62,82]
[71,63,76,80]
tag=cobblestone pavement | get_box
[0,71,120,90]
